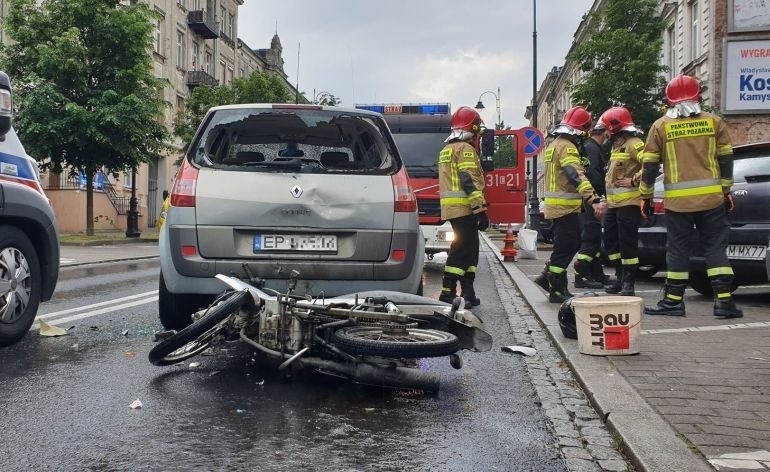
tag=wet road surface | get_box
[0,257,566,471]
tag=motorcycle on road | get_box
[149,270,493,392]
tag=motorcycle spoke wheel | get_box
[333,327,460,359]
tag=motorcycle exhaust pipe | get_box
[296,357,441,393]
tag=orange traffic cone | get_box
[501,225,517,262]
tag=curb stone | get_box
[484,248,629,472]
[481,233,713,472]
[60,238,159,246]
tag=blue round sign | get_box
[522,127,545,157]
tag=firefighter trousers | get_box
[576,207,603,263]
[444,214,480,277]
[549,213,581,274]
[665,206,731,276]
[603,205,641,267]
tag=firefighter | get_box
[639,74,742,318]
[438,106,489,308]
[538,106,606,303]
[601,106,644,296]
[572,121,610,289]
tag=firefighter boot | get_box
[621,265,637,296]
[574,259,604,289]
[439,273,460,304]
[460,272,481,308]
[547,272,573,304]
[644,280,687,316]
[590,257,611,286]
[534,261,550,291]
[604,262,623,294]
[711,276,743,319]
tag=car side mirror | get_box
[0,72,13,138]
[481,159,495,172]
[481,128,495,158]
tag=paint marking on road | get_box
[37,290,159,321]
[33,296,158,329]
[642,321,770,335]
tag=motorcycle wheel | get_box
[148,290,248,366]
[332,327,460,359]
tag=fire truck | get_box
[355,103,528,256]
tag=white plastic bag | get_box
[517,228,538,260]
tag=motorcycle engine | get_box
[258,299,306,352]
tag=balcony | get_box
[187,10,219,39]
[186,70,218,88]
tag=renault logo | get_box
[290,185,303,198]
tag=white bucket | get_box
[572,296,642,356]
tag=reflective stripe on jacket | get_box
[640,112,732,212]
[438,141,487,220]
[605,135,643,208]
[543,136,595,220]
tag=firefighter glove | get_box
[477,212,490,231]
[641,198,654,219]
[724,193,735,213]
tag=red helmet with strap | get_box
[450,106,484,133]
[600,106,636,135]
[560,106,592,132]
[666,75,701,105]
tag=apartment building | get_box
[529,0,770,196]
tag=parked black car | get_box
[637,142,770,294]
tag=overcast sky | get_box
[239,0,594,129]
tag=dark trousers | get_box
[666,206,730,274]
[445,214,479,276]
[603,205,641,266]
[577,210,603,261]
[550,213,581,272]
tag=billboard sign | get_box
[729,0,770,32]
[722,38,770,114]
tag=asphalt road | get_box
[0,256,566,472]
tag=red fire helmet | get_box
[600,106,636,135]
[450,106,484,133]
[665,75,701,105]
[560,106,592,132]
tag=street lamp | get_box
[125,166,140,238]
[474,87,501,129]
[528,0,541,234]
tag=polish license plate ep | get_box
[726,244,767,260]
[253,234,337,252]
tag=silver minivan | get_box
[159,104,425,329]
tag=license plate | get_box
[254,234,337,252]
[726,244,767,260]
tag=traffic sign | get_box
[521,126,545,157]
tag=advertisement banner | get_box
[729,0,770,32]
[723,38,770,114]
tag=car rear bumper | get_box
[421,222,452,254]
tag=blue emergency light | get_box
[355,103,451,115]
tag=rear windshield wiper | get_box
[241,158,303,169]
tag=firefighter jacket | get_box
[544,136,597,220]
[582,138,608,197]
[158,197,169,231]
[605,135,644,209]
[639,111,733,213]
[438,140,487,220]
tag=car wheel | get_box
[636,265,660,278]
[0,226,42,347]
[688,273,739,297]
[158,271,213,330]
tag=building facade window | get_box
[689,0,700,62]
[176,30,186,69]
[191,0,200,10]
[240,66,245,78]
[228,13,234,39]
[191,41,199,70]
[220,60,226,83]
[176,95,185,115]
[205,51,212,74]
[227,67,234,85]
[152,17,162,54]
[220,6,227,36]
[667,24,677,78]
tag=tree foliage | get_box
[314,92,341,106]
[493,121,517,169]
[567,0,667,132]
[174,72,293,146]
[1,0,170,234]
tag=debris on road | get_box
[152,330,176,342]
[188,362,201,368]
[89,326,98,331]
[39,320,68,337]
[235,409,246,413]
[121,329,129,336]
[501,345,537,356]
[208,371,221,377]
[257,380,265,386]
[125,351,137,358]
[129,399,142,409]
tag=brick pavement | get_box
[505,245,770,471]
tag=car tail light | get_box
[391,249,406,261]
[392,167,417,213]
[182,245,197,257]
[170,158,199,207]
[653,198,665,215]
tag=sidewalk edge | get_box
[60,255,160,269]
[481,233,712,472]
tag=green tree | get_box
[174,71,293,146]
[314,92,341,106]
[493,122,517,169]
[1,0,170,235]
[567,0,667,132]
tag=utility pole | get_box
[528,0,541,234]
